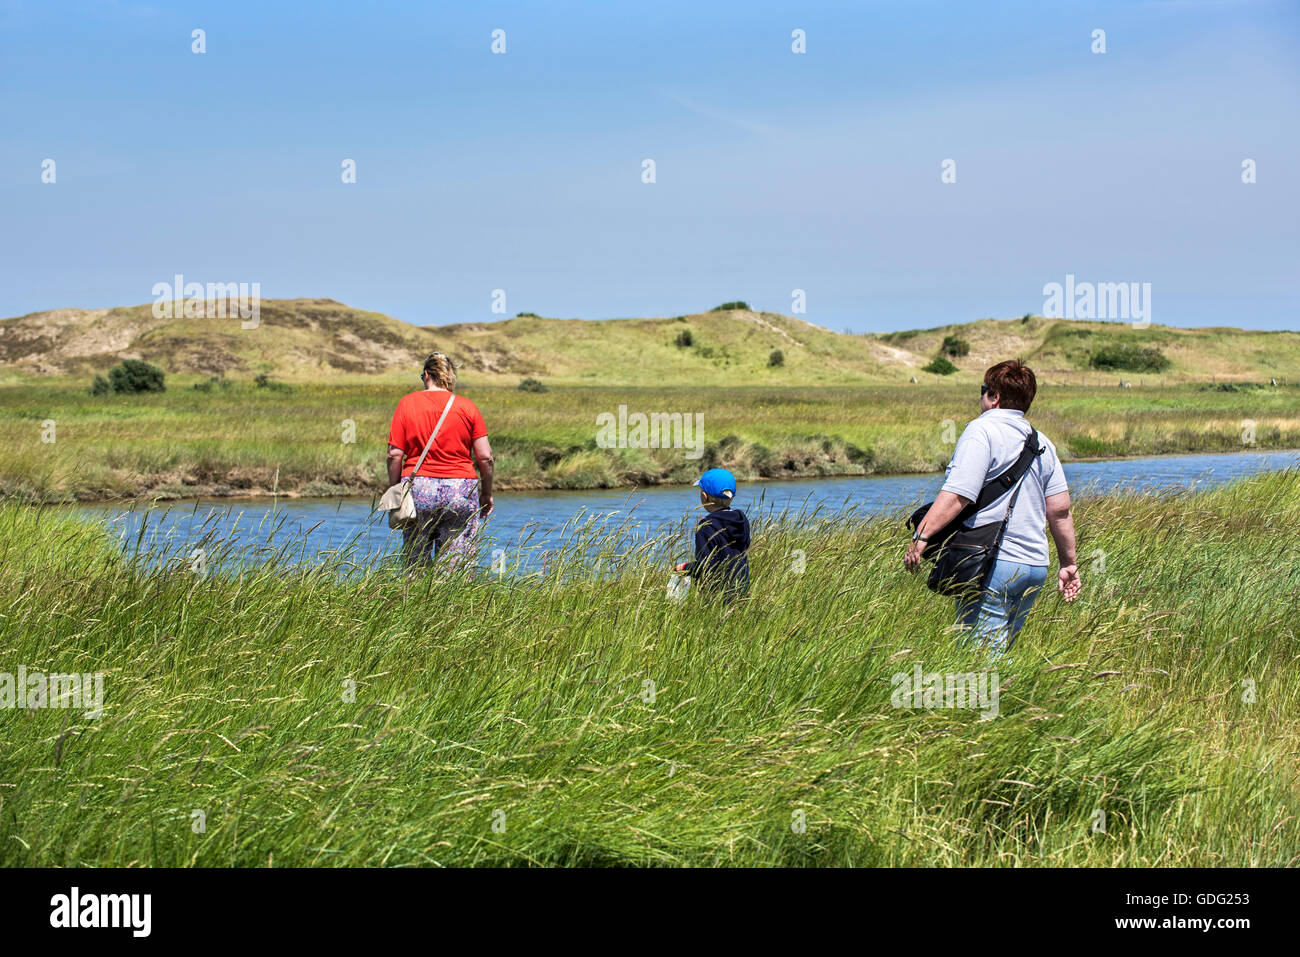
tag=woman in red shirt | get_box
[386,352,494,567]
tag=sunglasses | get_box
[980,384,990,396]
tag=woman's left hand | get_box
[903,539,925,572]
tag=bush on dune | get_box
[922,356,958,375]
[99,359,166,394]
[1090,344,1171,373]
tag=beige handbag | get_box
[378,395,456,530]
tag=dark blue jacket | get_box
[685,508,750,598]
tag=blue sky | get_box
[1,0,1296,331]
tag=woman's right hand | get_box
[479,493,494,518]
[1058,564,1081,602]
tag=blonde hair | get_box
[422,352,457,391]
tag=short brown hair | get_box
[422,352,457,391]
[984,360,1036,412]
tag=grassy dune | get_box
[5,299,1300,386]
[1,471,1297,866]
[1,379,1298,501]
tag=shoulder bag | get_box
[907,429,1042,597]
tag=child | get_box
[674,468,751,600]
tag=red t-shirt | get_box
[387,391,487,479]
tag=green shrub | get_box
[518,378,548,393]
[769,350,785,367]
[107,359,165,394]
[516,311,540,318]
[940,335,970,358]
[922,357,958,375]
[711,301,750,312]
[1090,344,1171,373]
[89,375,110,396]
[675,330,693,348]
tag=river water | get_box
[78,449,1299,575]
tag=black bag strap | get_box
[976,468,1033,590]
[969,429,1042,514]
[997,467,1030,529]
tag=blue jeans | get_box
[955,559,1048,653]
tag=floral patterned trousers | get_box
[400,476,481,568]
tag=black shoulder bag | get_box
[907,430,1043,597]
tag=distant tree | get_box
[518,377,547,392]
[768,349,785,367]
[107,359,165,394]
[675,329,693,348]
[710,301,750,312]
[515,311,541,318]
[922,357,958,376]
[89,375,110,396]
[940,335,970,358]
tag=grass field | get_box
[1,378,1297,501]
[1,470,1297,866]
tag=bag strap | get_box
[1000,469,1030,522]
[971,429,1042,513]
[978,470,1032,590]
[405,394,456,481]
[994,430,1043,536]
[974,433,1041,588]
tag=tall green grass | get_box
[1,472,1297,866]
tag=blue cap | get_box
[694,467,737,500]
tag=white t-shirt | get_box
[939,409,1068,567]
